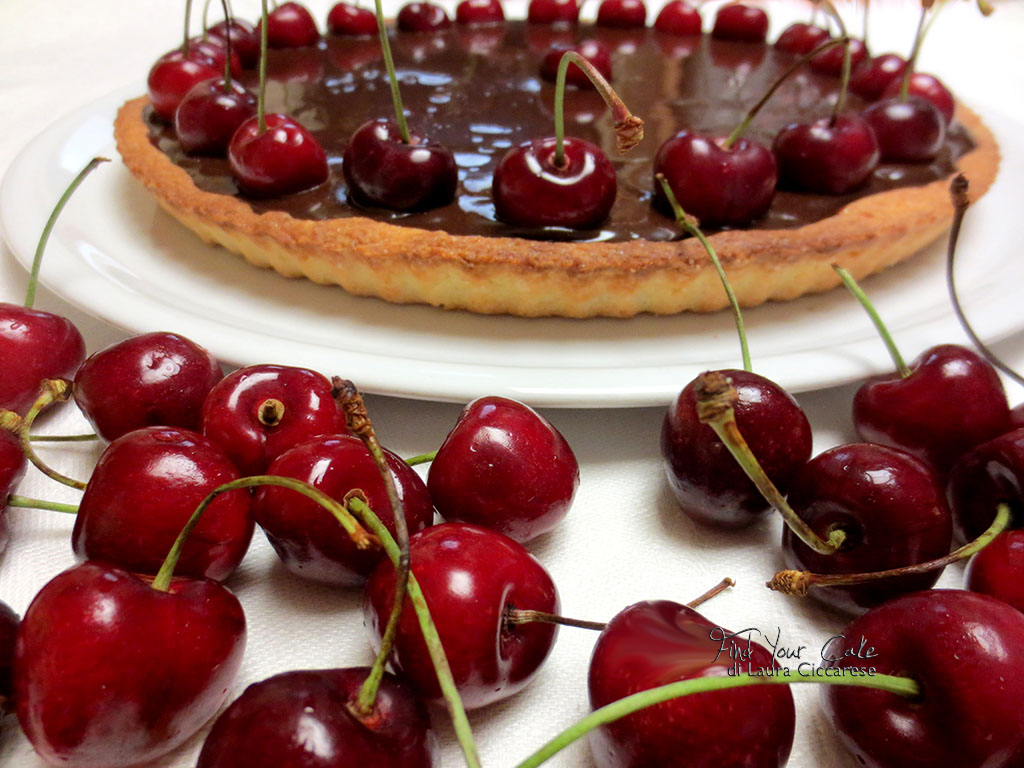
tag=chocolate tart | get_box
[115,23,999,318]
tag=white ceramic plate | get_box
[3,84,1023,407]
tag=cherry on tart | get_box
[653,0,701,35]
[147,50,222,121]
[15,561,246,768]
[711,3,768,42]
[185,36,244,78]
[966,530,1024,613]
[228,112,328,196]
[363,522,559,708]
[596,0,647,28]
[455,0,505,25]
[527,0,580,24]
[73,331,223,441]
[175,78,257,155]
[196,668,437,767]
[809,37,867,76]
[588,600,795,768]
[329,2,379,35]
[208,18,261,68]
[881,71,954,125]
[773,114,880,194]
[397,2,452,32]
[849,53,907,100]
[774,22,828,54]
[258,1,319,47]
[863,95,945,162]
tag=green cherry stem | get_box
[258,0,269,132]
[813,0,854,120]
[30,433,99,443]
[182,0,195,52]
[373,0,411,143]
[219,0,234,88]
[346,494,482,768]
[694,371,845,555]
[202,0,213,38]
[7,495,79,515]
[899,3,930,100]
[25,157,108,309]
[514,670,919,768]
[769,503,1013,596]
[553,51,643,168]
[862,0,870,51]
[404,449,438,467]
[656,174,750,372]
[2,381,88,491]
[833,264,910,378]
[151,475,376,592]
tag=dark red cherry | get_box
[711,3,768,42]
[661,370,812,528]
[809,37,867,77]
[862,96,946,162]
[493,137,616,230]
[186,36,243,78]
[528,0,580,24]
[456,0,505,24]
[853,344,1010,475]
[1012,403,1024,430]
[849,53,907,100]
[397,2,452,32]
[774,22,828,54]
[343,119,456,212]
[881,72,955,125]
[946,427,1024,542]
[654,0,701,35]
[783,443,952,613]
[0,303,85,416]
[596,0,647,28]
[196,668,437,768]
[74,427,254,581]
[966,531,1024,613]
[364,522,558,709]
[253,435,434,586]
[147,50,221,122]
[428,396,578,542]
[654,131,777,226]
[73,331,223,442]
[258,1,320,47]
[0,430,26,555]
[328,2,379,35]
[0,600,17,705]
[228,113,328,197]
[773,114,880,194]
[208,19,261,68]
[201,363,345,476]
[541,40,613,86]
[588,600,795,768]
[174,78,258,155]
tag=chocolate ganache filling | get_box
[147,22,973,243]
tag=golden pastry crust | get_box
[114,96,999,318]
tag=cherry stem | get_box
[333,378,412,717]
[219,0,233,88]
[862,0,870,52]
[656,174,751,372]
[346,494,482,768]
[25,157,108,309]
[202,0,212,37]
[694,371,845,556]
[505,608,607,632]
[945,176,1024,389]
[833,264,910,378]
[152,474,377,592]
[899,4,930,101]
[722,37,846,150]
[831,38,853,120]
[685,576,736,609]
[7,495,79,515]
[182,0,195,52]
[2,382,88,491]
[256,398,285,427]
[405,449,438,466]
[553,51,643,167]
[768,503,1013,596]
[373,0,411,144]
[258,0,268,133]
[29,433,98,443]
[514,670,919,768]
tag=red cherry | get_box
[148,51,221,122]
[227,113,329,197]
[253,435,434,586]
[824,590,1024,767]
[588,600,795,767]
[364,522,559,709]
[849,53,907,100]
[880,72,955,125]
[73,427,254,581]
[0,600,17,704]
[653,1,701,35]
[258,1,320,47]
[773,114,880,195]
[711,3,768,42]
[427,396,578,542]
[186,36,243,78]
[0,303,85,416]
[343,119,457,212]
[397,2,452,32]
[73,331,223,442]
[809,38,868,77]
[774,22,829,54]
[528,0,580,24]
[540,40,613,86]
[201,363,345,476]
[0,430,25,555]
[946,427,1024,542]
[208,18,261,68]
[862,96,946,162]
[328,1,380,35]
[1012,402,1024,430]
[456,0,505,24]
[197,669,437,767]
[596,0,647,28]
[15,561,246,768]
[966,531,1024,613]
[175,78,257,155]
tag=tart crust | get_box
[114,96,999,318]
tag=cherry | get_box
[711,3,768,42]
[540,40,613,86]
[527,0,580,24]
[652,0,700,35]
[197,668,436,767]
[174,78,258,155]
[186,36,244,78]
[809,37,867,76]
[0,429,26,553]
[946,427,1024,542]
[343,119,456,211]
[880,71,955,125]
[228,112,328,197]
[201,363,345,475]
[208,18,261,68]
[824,590,1024,767]
[862,95,945,162]
[364,522,558,708]
[0,600,17,706]
[661,370,812,528]
[0,304,85,416]
[781,443,952,613]
[965,530,1024,613]
[148,49,222,121]
[397,2,452,32]
[74,427,253,581]
[456,0,505,24]
[774,22,829,54]
[428,396,578,542]
[849,53,907,100]
[588,600,795,767]
[773,114,880,194]
[1013,403,1024,430]
[328,2,379,35]
[15,561,245,767]
[596,0,647,28]
[253,435,434,586]
[258,1,320,47]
